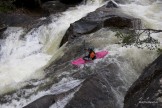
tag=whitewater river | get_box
[0,0,162,107]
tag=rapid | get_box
[0,0,162,107]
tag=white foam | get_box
[50,78,83,94]
[0,77,82,108]
[0,1,104,95]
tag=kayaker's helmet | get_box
[88,48,93,51]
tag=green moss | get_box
[122,35,135,45]
[115,29,160,50]
[157,48,162,55]
[115,31,135,45]
[0,6,10,12]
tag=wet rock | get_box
[60,1,135,47]
[124,54,162,108]
[23,95,55,108]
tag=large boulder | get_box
[60,1,135,47]
[13,0,52,9]
[124,54,162,108]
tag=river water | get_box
[0,0,161,107]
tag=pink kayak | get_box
[71,51,108,66]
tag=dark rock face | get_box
[0,0,76,28]
[23,95,55,108]
[13,0,52,9]
[59,0,83,5]
[0,13,34,27]
[42,1,69,15]
[0,25,7,39]
[0,12,51,39]
[103,16,132,28]
[0,11,51,29]
[13,0,79,15]
[14,0,40,9]
[60,1,134,47]
[124,54,162,108]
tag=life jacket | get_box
[89,51,96,60]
